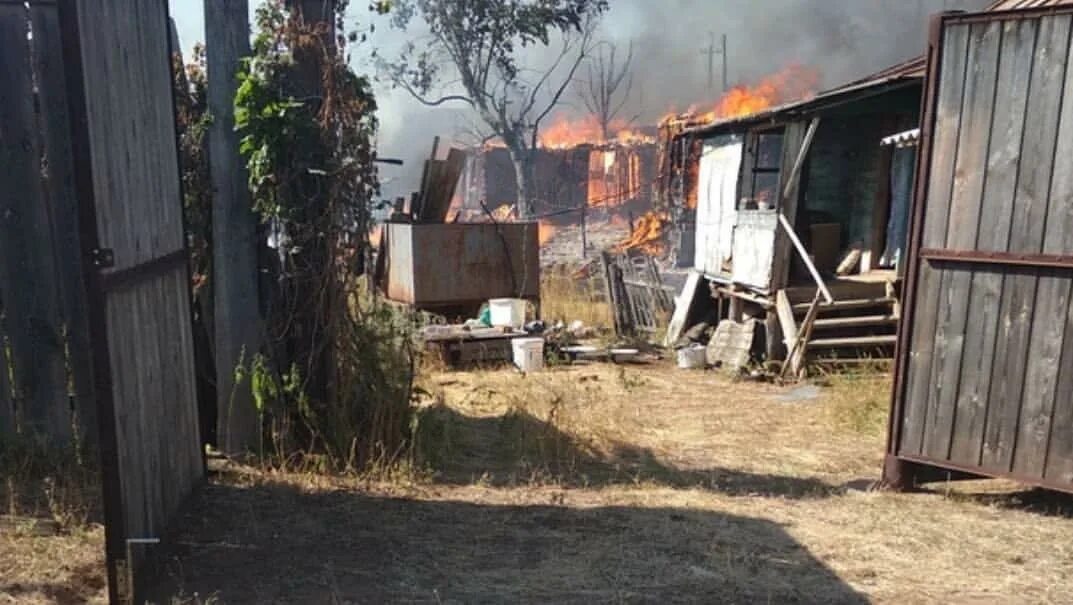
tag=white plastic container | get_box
[677,345,707,369]
[512,337,545,372]
[489,298,526,328]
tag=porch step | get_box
[792,297,897,313]
[812,314,899,329]
[806,335,898,348]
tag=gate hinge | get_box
[90,248,114,268]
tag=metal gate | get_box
[888,5,1073,493]
[57,1,204,601]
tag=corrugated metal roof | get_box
[988,0,1073,10]
[881,128,921,147]
[814,56,926,99]
[682,56,925,136]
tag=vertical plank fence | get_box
[888,5,1073,494]
[58,0,206,600]
[0,1,93,445]
[3,1,205,602]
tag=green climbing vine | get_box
[230,1,415,472]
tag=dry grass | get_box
[0,526,106,604]
[0,437,106,604]
[822,372,893,438]
[145,361,1073,603]
[539,265,611,329]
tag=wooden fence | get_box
[889,6,1073,493]
[2,1,205,601]
[0,1,94,446]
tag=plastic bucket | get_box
[677,345,707,369]
[512,337,545,372]
[489,298,526,328]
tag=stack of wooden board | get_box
[412,137,467,223]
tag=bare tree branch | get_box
[575,38,635,141]
[381,0,609,216]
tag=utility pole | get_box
[702,32,715,91]
[700,32,729,92]
[205,0,262,454]
[721,33,728,92]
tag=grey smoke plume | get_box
[370,0,991,199]
[172,0,993,200]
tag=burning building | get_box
[664,57,927,372]
[455,127,658,224]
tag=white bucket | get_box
[677,345,707,369]
[489,298,526,328]
[512,337,545,372]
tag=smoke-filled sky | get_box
[170,0,992,198]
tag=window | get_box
[740,129,784,210]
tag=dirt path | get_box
[149,363,1073,603]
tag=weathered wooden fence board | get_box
[922,20,1001,461]
[1042,24,1073,483]
[983,14,1070,473]
[30,2,96,442]
[0,4,73,443]
[951,17,1036,468]
[56,0,204,599]
[0,322,12,435]
[1,0,205,599]
[892,8,1073,494]
[74,0,202,517]
[899,22,971,457]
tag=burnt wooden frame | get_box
[886,6,1073,494]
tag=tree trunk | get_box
[509,146,536,219]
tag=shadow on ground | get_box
[146,478,867,604]
[931,485,1073,518]
[414,404,840,499]
[0,561,106,604]
[143,403,868,602]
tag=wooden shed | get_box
[886,1,1073,492]
[662,61,925,373]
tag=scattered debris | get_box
[422,325,528,366]
[836,247,863,276]
[601,251,674,336]
[676,343,707,369]
[663,270,704,347]
[706,319,757,372]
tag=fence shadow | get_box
[929,485,1073,519]
[415,404,840,499]
[146,477,867,604]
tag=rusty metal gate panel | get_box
[888,5,1073,493]
[58,0,204,601]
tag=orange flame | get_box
[539,115,656,149]
[587,148,646,208]
[538,221,557,246]
[664,64,821,128]
[614,211,666,256]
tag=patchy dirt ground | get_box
[146,362,1073,604]
[0,526,107,604]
